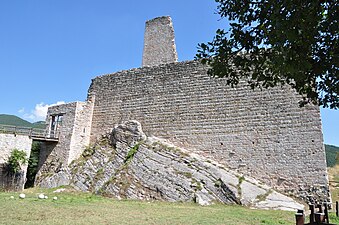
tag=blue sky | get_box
[0,1,338,146]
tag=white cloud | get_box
[18,108,25,114]
[20,101,65,122]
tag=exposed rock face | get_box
[38,121,304,210]
[36,165,71,189]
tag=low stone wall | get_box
[0,133,32,190]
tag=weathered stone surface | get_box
[37,167,71,189]
[111,120,146,147]
[33,16,329,204]
[142,16,178,67]
[88,59,330,203]
[254,191,305,211]
[0,134,32,191]
[35,98,94,186]
[0,134,32,165]
[42,121,304,210]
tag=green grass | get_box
[1,165,339,225]
[0,143,337,224]
[329,165,339,203]
[327,165,339,225]
[0,188,297,225]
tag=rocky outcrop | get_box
[38,121,304,210]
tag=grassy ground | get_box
[327,165,339,224]
[2,167,339,225]
[1,190,339,225]
[329,165,339,203]
[0,187,297,225]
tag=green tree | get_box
[7,149,27,174]
[25,141,41,188]
[197,0,338,109]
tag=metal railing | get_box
[0,124,59,141]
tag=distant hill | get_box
[0,114,45,129]
[32,121,46,129]
[325,144,339,167]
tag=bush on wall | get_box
[7,149,28,174]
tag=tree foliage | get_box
[197,0,338,109]
[7,149,28,174]
[25,141,41,188]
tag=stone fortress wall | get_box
[88,60,328,200]
[35,16,329,201]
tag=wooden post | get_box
[315,212,325,224]
[309,204,315,223]
[324,202,329,223]
[336,201,338,217]
[295,210,304,225]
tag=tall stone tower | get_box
[142,16,178,67]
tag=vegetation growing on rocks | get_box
[53,121,305,210]
[124,143,140,164]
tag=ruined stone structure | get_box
[142,16,178,67]
[35,98,94,182]
[34,16,330,203]
[0,134,32,190]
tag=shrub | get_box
[7,149,28,174]
[82,145,96,158]
[124,143,140,164]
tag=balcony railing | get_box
[0,124,59,141]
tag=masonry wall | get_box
[0,133,32,190]
[35,100,94,186]
[88,60,329,201]
[68,98,95,164]
[42,102,78,165]
[142,16,178,67]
